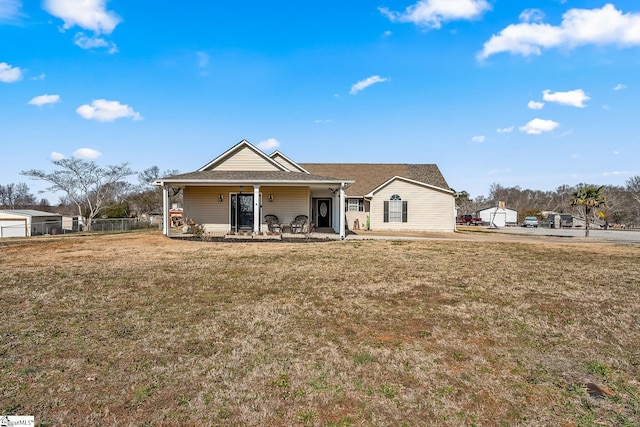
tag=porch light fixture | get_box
[218,194,223,202]
[268,194,273,202]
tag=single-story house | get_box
[476,206,518,227]
[0,209,63,238]
[155,140,455,238]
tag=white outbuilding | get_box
[476,206,518,227]
[0,210,63,238]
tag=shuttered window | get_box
[383,194,407,223]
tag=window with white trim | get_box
[388,194,402,222]
[383,194,407,223]
[347,198,364,212]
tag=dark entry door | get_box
[231,194,254,231]
[316,198,332,228]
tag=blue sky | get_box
[1,0,639,201]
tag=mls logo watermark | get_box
[0,416,35,427]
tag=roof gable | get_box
[299,163,450,196]
[198,140,289,172]
[270,151,310,174]
[366,176,454,197]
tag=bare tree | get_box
[0,182,38,209]
[22,158,134,231]
[627,176,640,204]
[127,166,181,215]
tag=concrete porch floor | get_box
[168,227,341,241]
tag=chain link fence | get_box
[89,218,157,232]
[1,218,157,238]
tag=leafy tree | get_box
[453,189,472,214]
[102,200,131,218]
[22,158,134,231]
[569,185,607,237]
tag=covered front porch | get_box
[168,226,343,241]
[160,180,351,239]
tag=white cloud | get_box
[528,100,544,110]
[614,83,627,91]
[314,119,331,124]
[542,89,590,108]
[471,135,485,143]
[50,151,65,161]
[196,51,209,68]
[32,72,46,81]
[73,148,102,159]
[613,150,620,155]
[350,75,389,95]
[519,8,545,23]
[43,0,120,34]
[497,126,514,133]
[196,51,210,76]
[478,4,640,60]
[380,0,491,29]
[519,118,560,134]
[76,99,143,122]
[602,170,630,176]
[0,62,22,83]
[257,138,280,151]
[73,33,118,53]
[0,0,23,22]
[28,94,61,106]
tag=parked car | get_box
[456,214,482,226]
[522,216,539,227]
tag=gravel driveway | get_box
[487,226,640,243]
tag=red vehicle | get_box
[456,214,482,226]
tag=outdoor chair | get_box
[264,214,281,233]
[290,215,308,234]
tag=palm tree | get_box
[569,185,607,237]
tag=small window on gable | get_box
[384,194,407,223]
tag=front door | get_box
[316,198,332,228]
[231,194,254,231]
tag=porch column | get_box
[162,184,170,236]
[253,185,260,234]
[339,182,346,239]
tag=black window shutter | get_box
[383,201,389,222]
[402,201,408,222]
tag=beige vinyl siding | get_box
[184,185,311,232]
[210,146,282,172]
[271,154,306,173]
[183,187,232,232]
[370,179,454,232]
[260,186,310,226]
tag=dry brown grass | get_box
[1,230,639,426]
